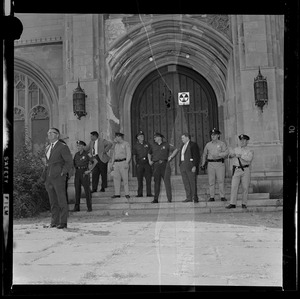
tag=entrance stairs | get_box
[68,175,283,216]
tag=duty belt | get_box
[207,158,224,163]
[232,164,249,176]
[153,160,167,164]
[115,158,126,162]
[76,166,88,170]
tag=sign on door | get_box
[178,92,190,105]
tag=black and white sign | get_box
[178,92,190,105]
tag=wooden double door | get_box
[131,65,218,175]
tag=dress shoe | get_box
[208,198,215,202]
[226,204,236,209]
[57,224,67,229]
[147,194,154,197]
[111,195,121,198]
[87,209,92,212]
[221,197,227,202]
[136,195,143,197]
[168,200,172,203]
[72,207,80,212]
[194,199,199,203]
[151,199,158,203]
[182,199,192,202]
[91,189,97,193]
[125,195,130,199]
[49,224,57,228]
[100,188,105,192]
[242,204,247,209]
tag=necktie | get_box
[47,143,54,159]
[92,142,95,156]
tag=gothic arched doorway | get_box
[131,65,219,175]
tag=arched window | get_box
[14,71,50,154]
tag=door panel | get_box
[131,65,218,175]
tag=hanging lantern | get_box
[73,79,87,119]
[254,67,268,112]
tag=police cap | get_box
[76,140,86,146]
[115,132,124,137]
[239,134,250,141]
[154,132,164,138]
[210,128,221,135]
[136,130,145,138]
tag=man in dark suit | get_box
[85,131,113,193]
[179,133,200,203]
[42,128,73,229]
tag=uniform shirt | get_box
[133,141,152,161]
[113,141,131,162]
[230,146,254,167]
[150,141,176,162]
[202,140,228,161]
[73,150,93,168]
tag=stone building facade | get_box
[14,14,284,194]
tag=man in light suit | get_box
[179,133,200,203]
[42,128,73,229]
[85,131,113,193]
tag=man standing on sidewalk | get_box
[179,133,200,203]
[226,134,254,209]
[148,132,178,203]
[132,130,153,198]
[42,128,73,229]
[110,132,131,199]
[85,131,113,193]
[201,128,229,202]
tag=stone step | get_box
[84,192,270,203]
[68,199,283,216]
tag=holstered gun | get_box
[232,165,237,176]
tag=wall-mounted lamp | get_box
[73,79,87,120]
[254,67,268,112]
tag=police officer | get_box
[111,132,131,199]
[73,141,98,212]
[148,132,178,203]
[201,128,229,201]
[133,131,153,197]
[226,134,254,209]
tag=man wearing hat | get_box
[111,132,131,199]
[73,141,98,212]
[201,128,229,202]
[42,127,73,229]
[226,134,254,209]
[85,131,113,193]
[132,131,153,197]
[148,132,178,203]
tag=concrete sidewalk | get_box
[13,211,282,287]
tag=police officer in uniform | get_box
[111,132,131,199]
[226,134,254,209]
[133,131,153,197]
[73,141,98,212]
[201,128,229,201]
[148,132,178,203]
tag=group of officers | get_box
[42,127,254,229]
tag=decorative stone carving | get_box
[14,107,25,120]
[105,18,127,49]
[30,105,49,120]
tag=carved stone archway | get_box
[106,15,232,149]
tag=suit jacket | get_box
[42,140,73,181]
[179,141,200,175]
[85,137,113,163]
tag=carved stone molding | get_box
[30,105,49,120]
[14,107,25,120]
[14,36,63,47]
